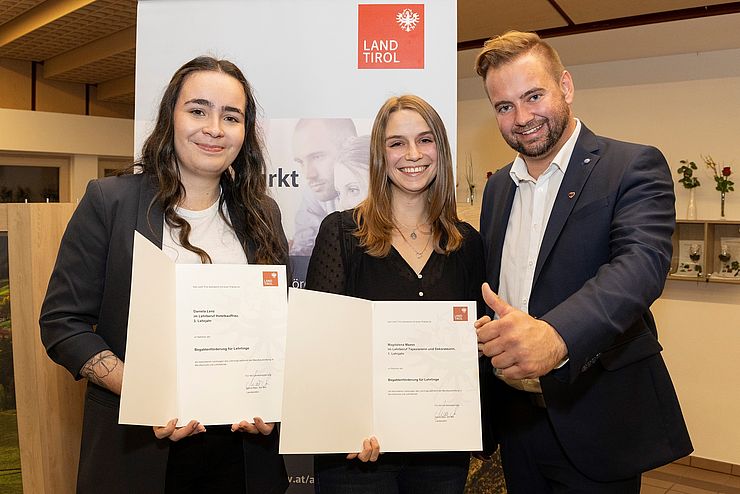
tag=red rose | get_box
[722,166,732,176]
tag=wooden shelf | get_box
[670,220,740,284]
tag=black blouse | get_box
[305,210,485,316]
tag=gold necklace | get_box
[395,226,432,259]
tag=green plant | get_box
[677,160,700,189]
[704,155,734,193]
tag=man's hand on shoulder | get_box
[475,283,568,379]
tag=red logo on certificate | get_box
[262,271,279,287]
[453,306,468,322]
[358,4,424,69]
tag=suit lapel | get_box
[136,174,164,248]
[486,170,516,293]
[533,127,600,284]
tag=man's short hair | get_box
[474,30,565,83]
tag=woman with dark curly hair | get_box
[40,56,289,494]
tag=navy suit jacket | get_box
[480,124,692,480]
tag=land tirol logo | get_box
[453,306,468,322]
[358,4,424,69]
[262,271,279,287]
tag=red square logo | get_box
[262,271,279,287]
[453,306,468,322]
[358,4,424,69]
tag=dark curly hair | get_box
[134,56,286,264]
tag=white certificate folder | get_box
[280,288,482,454]
[119,231,287,426]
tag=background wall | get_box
[0,108,133,201]
[0,58,31,110]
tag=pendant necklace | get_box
[395,219,428,240]
[395,226,431,259]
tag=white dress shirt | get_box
[496,119,582,392]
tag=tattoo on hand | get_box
[82,350,119,387]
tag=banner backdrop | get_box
[135,1,456,491]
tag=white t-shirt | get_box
[162,198,248,265]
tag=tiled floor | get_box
[642,463,740,494]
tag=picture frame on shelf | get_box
[674,240,704,278]
[672,220,740,284]
[715,237,740,278]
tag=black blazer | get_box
[40,173,289,494]
[479,125,692,481]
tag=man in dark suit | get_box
[474,31,692,493]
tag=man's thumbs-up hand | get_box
[474,283,568,379]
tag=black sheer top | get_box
[306,209,496,463]
[305,210,485,316]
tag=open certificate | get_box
[119,231,287,426]
[280,288,482,454]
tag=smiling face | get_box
[384,109,438,198]
[484,52,574,172]
[173,70,246,188]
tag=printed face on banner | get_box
[358,4,424,69]
[292,120,355,202]
[334,160,369,211]
[264,119,370,261]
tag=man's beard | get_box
[505,105,569,159]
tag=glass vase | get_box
[687,188,697,220]
[720,191,726,218]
